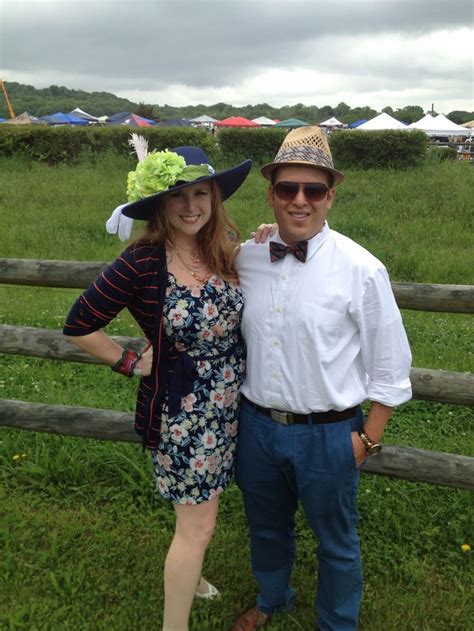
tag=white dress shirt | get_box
[235,223,412,413]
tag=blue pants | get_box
[235,398,364,630]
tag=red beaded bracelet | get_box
[111,348,142,378]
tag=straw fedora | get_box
[122,146,252,220]
[261,126,344,186]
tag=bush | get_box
[329,129,428,170]
[427,146,457,162]
[217,127,286,165]
[0,125,217,165]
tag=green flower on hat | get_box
[127,150,212,203]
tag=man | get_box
[232,127,412,630]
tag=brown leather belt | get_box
[242,395,357,426]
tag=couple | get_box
[64,127,412,631]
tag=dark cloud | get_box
[1,0,471,90]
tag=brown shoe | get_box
[231,606,271,631]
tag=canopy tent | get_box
[356,112,407,131]
[190,114,218,124]
[274,118,309,128]
[3,111,45,125]
[407,113,470,136]
[70,107,100,123]
[159,118,191,127]
[41,112,89,125]
[252,116,276,126]
[319,116,344,128]
[348,119,367,128]
[406,113,435,129]
[107,112,156,127]
[216,116,259,127]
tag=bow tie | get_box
[269,240,308,263]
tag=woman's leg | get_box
[162,496,220,631]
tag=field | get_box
[0,155,473,630]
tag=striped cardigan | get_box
[63,241,180,449]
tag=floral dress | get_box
[151,273,245,505]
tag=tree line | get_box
[2,81,473,126]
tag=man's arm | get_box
[352,401,393,466]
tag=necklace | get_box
[177,246,202,266]
[174,248,212,284]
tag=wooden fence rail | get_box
[1,325,473,406]
[1,398,473,491]
[1,259,473,492]
[1,258,474,313]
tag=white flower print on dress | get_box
[169,423,189,443]
[202,301,219,320]
[222,365,235,383]
[190,455,208,475]
[201,430,217,450]
[197,360,211,376]
[207,454,217,474]
[224,386,236,408]
[169,306,189,327]
[197,328,214,343]
[210,388,226,409]
[224,420,238,437]
[181,392,197,412]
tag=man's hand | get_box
[250,223,277,243]
[351,431,367,467]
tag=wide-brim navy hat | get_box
[122,146,252,220]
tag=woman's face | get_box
[162,181,213,239]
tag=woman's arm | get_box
[66,330,124,365]
[66,330,153,376]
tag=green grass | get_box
[0,156,473,630]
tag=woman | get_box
[64,146,252,630]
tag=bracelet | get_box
[111,347,142,378]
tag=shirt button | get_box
[272,339,280,347]
[273,306,282,313]
[280,273,287,280]
[272,371,279,378]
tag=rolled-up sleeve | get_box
[356,266,412,407]
[63,249,139,336]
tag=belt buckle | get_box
[270,409,294,425]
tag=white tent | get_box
[319,116,344,128]
[356,112,407,131]
[407,113,469,136]
[252,116,276,126]
[190,115,218,124]
[406,113,436,129]
[70,107,100,123]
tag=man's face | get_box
[268,165,336,245]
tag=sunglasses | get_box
[274,181,329,202]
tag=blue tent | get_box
[41,112,89,125]
[0,117,6,123]
[348,119,367,128]
[107,112,156,126]
[159,118,191,127]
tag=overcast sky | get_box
[1,0,473,114]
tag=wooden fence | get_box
[1,258,473,491]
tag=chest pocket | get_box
[296,302,346,352]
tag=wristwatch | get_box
[358,430,382,456]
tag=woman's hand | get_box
[135,344,153,377]
[351,432,367,467]
[250,223,277,243]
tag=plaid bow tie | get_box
[269,240,308,263]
